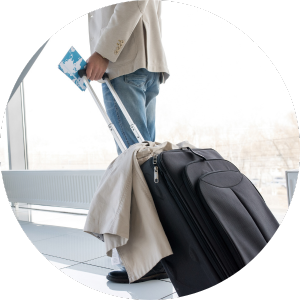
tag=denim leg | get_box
[102,69,158,155]
[145,73,160,142]
[102,70,160,271]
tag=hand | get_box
[86,52,109,81]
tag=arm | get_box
[86,0,149,81]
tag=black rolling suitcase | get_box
[78,69,279,297]
[140,147,280,296]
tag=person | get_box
[86,0,170,283]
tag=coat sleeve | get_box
[94,0,149,62]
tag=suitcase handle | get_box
[78,67,145,152]
[78,68,109,80]
[186,147,207,160]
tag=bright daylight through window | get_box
[0,5,300,223]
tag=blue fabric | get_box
[102,68,160,155]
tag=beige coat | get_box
[83,141,195,282]
[88,0,169,82]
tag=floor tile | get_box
[160,278,171,283]
[32,229,106,262]
[17,220,32,226]
[43,254,80,269]
[160,292,179,299]
[19,222,78,242]
[84,255,114,269]
[61,263,175,300]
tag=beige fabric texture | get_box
[83,141,195,283]
[88,0,169,82]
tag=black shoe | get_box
[106,262,168,284]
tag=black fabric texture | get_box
[141,152,222,296]
[140,148,279,297]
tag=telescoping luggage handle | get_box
[78,69,145,153]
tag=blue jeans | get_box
[102,68,160,155]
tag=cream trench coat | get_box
[88,0,170,82]
[84,141,196,283]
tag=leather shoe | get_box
[106,262,168,283]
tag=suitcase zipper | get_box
[157,154,228,280]
[153,154,159,183]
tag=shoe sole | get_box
[106,272,169,284]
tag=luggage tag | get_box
[58,46,90,91]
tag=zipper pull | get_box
[153,154,157,165]
[154,166,159,183]
[153,154,159,183]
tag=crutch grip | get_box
[78,68,109,80]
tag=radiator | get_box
[285,170,299,205]
[1,170,105,209]
[3,169,297,209]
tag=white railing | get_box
[1,170,105,210]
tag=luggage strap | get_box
[184,147,207,160]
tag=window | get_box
[158,3,299,218]
[10,7,300,219]
[24,15,117,170]
[0,110,9,171]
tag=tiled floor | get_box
[12,204,286,299]
[12,206,178,300]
